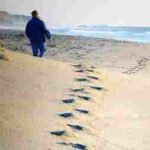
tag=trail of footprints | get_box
[123,58,150,74]
[50,63,105,150]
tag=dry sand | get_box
[0,49,75,150]
[1,33,150,150]
[95,69,150,150]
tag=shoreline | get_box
[1,28,150,74]
[0,28,149,45]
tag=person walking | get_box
[25,10,52,57]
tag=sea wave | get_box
[51,25,150,43]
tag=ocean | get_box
[51,25,150,43]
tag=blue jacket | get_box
[25,17,51,43]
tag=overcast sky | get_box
[0,0,150,27]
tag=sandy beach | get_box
[1,29,150,150]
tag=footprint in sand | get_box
[75,109,89,114]
[75,78,90,82]
[50,130,67,136]
[70,143,87,150]
[68,93,76,97]
[123,58,150,74]
[90,86,104,91]
[57,142,69,146]
[62,99,75,104]
[58,112,74,118]
[91,65,96,69]
[57,142,87,150]
[67,124,84,131]
[77,95,91,101]
[86,69,94,72]
[70,88,85,93]
[74,69,85,73]
[53,63,96,149]
[71,64,82,68]
[87,75,99,80]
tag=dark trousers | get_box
[31,42,46,57]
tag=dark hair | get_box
[31,10,38,17]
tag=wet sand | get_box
[1,29,150,73]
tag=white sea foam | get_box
[51,25,150,43]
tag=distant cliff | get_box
[0,11,30,26]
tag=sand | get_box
[0,49,75,150]
[95,69,150,150]
[1,30,150,150]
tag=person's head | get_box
[31,10,38,18]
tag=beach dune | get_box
[0,49,76,150]
[1,48,150,150]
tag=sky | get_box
[0,0,150,27]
